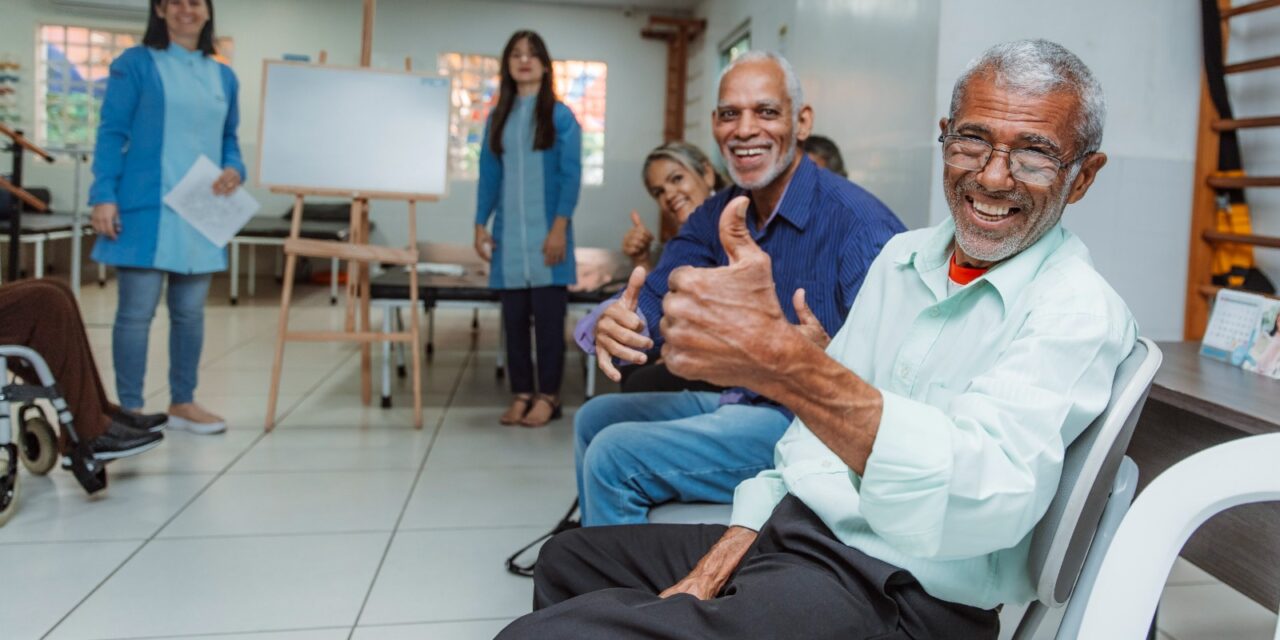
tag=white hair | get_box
[949,39,1106,157]
[719,50,805,123]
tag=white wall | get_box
[1226,9,1280,292]
[1,0,670,254]
[928,0,1203,340]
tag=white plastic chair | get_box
[648,339,1164,640]
[1076,432,1280,639]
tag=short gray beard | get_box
[947,163,1080,263]
[726,141,797,191]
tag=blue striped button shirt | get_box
[631,155,905,415]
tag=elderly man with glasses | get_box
[498,39,1137,640]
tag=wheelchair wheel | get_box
[19,413,59,476]
[0,444,18,527]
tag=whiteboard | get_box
[256,61,450,199]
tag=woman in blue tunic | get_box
[474,30,582,427]
[88,0,242,435]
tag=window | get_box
[437,53,607,185]
[720,24,751,70]
[36,24,140,147]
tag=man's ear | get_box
[796,104,814,141]
[1065,152,1108,204]
[939,118,949,136]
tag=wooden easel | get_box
[263,191,425,429]
[263,0,427,429]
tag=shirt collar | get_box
[743,152,818,234]
[897,217,1068,305]
[166,42,205,59]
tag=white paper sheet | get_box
[163,155,260,248]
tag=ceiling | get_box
[481,0,701,15]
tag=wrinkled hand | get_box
[91,203,120,240]
[543,221,568,265]
[661,195,793,389]
[211,167,241,196]
[658,573,722,601]
[792,288,830,349]
[594,265,652,382]
[474,224,495,262]
[621,210,654,261]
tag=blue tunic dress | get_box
[474,99,582,289]
[88,44,245,274]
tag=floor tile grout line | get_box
[346,346,476,640]
[38,349,358,640]
[80,623,352,640]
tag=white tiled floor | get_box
[4,276,1277,639]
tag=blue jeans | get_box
[112,268,212,409]
[574,391,792,526]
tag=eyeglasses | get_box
[938,134,1088,187]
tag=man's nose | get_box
[733,112,760,138]
[975,148,1017,192]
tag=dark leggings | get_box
[500,286,568,396]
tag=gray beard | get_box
[947,165,1078,263]
[727,143,797,191]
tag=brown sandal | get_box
[500,394,534,425]
[520,394,562,428]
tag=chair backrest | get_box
[1076,432,1280,639]
[1025,337,1162,607]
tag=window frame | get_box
[34,22,142,149]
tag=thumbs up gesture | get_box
[621,210,655,266]
[660,196,788,388]
[792,289,831,349]
[594,265,653,382]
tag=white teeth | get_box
[733,148,765,157]
[972,201,1011,217]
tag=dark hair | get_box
[802,135,846,177]
[489,30,556,155]
[143,0,217,56]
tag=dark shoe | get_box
[91,418,164,461]
[110,408,169,433]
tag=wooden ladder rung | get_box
[284,237,418,265]
[285,330,414,343]
[1203,231,1280,249]
[1213,115,1280,131]
[1224,54,1280,74]
[1222,0,1280,18]
[1207,174,1280,188]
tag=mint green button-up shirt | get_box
[729,218,1137,610]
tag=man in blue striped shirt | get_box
[571,51,905,526]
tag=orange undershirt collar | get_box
[949,252,989,285]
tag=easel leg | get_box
[345,199,361,333]
[266,195,306,430]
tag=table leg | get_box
[34,239,44,279]
[248,243,257,297]
[229,239,239,305]
[97,262,105,287]
[381,305,392,409]
[330,256,339,305]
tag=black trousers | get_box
[619,361,724,394]
[497,496,1000,640]
[499,286,568,396]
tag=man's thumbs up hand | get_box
[717,196,765,266]
[660,196,784,389]
[594,265,653,383]
[792,288,831,349]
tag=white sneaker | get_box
[167,414,227,435]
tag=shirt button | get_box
[898,364,911,379]
[930,308,941,318]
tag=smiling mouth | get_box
[967,196,1021,222]
[732,147,768,159]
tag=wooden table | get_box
[1126,341,1280,612]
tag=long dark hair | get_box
[488,30,556,155]
[143,0,217,56]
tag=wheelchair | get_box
[0,345,107,526]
